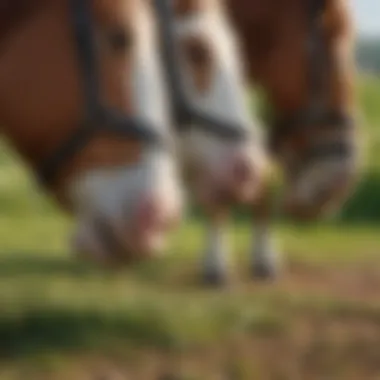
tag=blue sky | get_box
[352,0,380,36]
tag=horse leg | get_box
[250,186,282,280]
[201,213,231,286]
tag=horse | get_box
[0,0,186,264]
[192,0,360,283]
[153,0,268,283]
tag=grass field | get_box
[0,76,380,379]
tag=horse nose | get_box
[231,156,254,185]
[71,198,182,266]
[135,197,166,240]
[284,180,351,220]
[115,196,178,258]
[141,197,180,227]
[136,195,182,234]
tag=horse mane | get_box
[0,0,46,44]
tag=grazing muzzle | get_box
[182,128,268,213]
[276,125,360,219]
[70,150,184,265]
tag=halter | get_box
[153,0,247,140]
[270,0,354,153]
[37,0,164,185]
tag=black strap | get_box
[37,0,99,185]
[71,0,102,124]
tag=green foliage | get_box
[332,75,380,222]
[356,37,380,74]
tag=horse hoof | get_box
[202,270,229,287]
[251,261,279,281]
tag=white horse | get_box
[164,0,269,283]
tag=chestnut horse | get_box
[154,0,268,283]
[193,0,360,283]
[0,0,185,263]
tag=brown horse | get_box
[194,0,360,283]
[0,0,185,263]
[228,0,359,213]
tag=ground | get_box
[0,172,379,379]
[1,221,380,380]
[0,75,380,379]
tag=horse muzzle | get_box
[282,160,359,220]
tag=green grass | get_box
[359,75,380,132]
[1,215,380,378]
[0,77,379,378]
[0,164,380,378]
[357,75,380,172]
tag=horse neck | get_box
[225,0,276,82]
[0,1,80,168]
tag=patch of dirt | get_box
[250,260,380,302]
[159,257,380,302]
[3,302,380,380]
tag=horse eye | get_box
[185,39,211,66]
[108,28,133,52]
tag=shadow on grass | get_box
[0,252,203,289]
[0,255,98,279]
[0,299,289,362]
[0,307,180,360]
